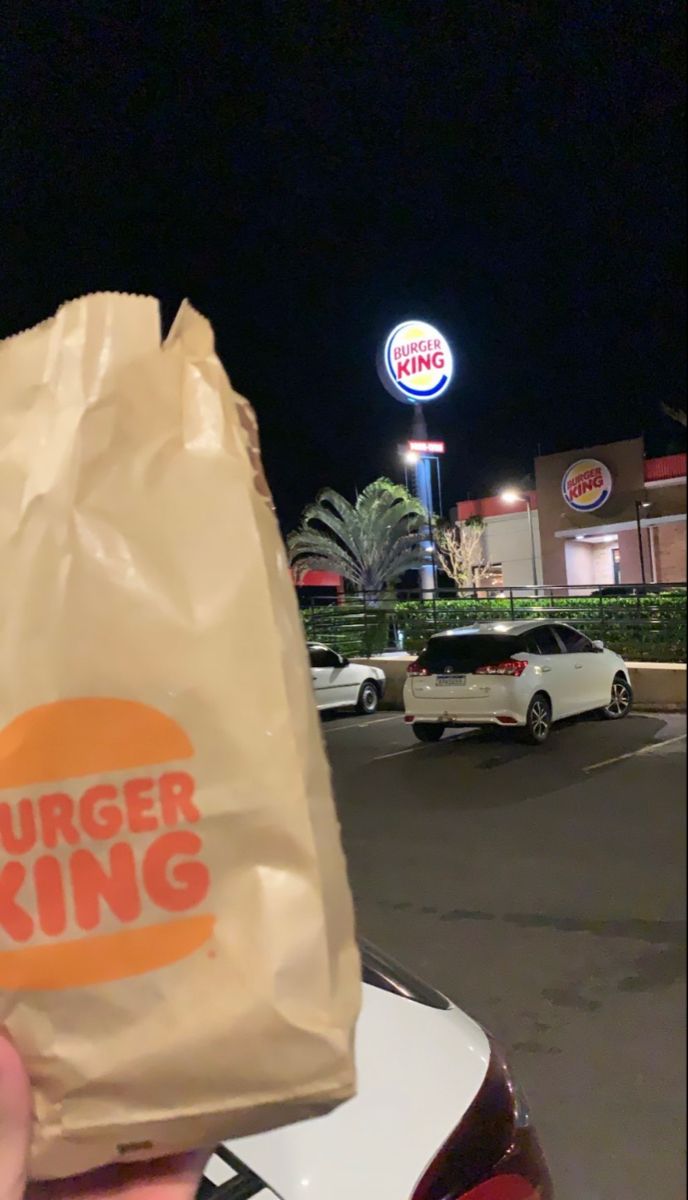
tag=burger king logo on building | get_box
[562,458,613,512]
[382,320,453,403]
[0,697,213,990]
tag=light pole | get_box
[500,489,538,587]
[634,500,651,584]
[402,448,418,493]
[432,452,444,517]
[401,444,436,592]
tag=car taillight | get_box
[411,1043,553,1200]
[408,661,429,676]
[459,1179,541,1199]
[474,660,527,678]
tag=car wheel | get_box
[412,722,445,743]
[522,693,552,745]
[600,674,633,720]
[357,680,379,715]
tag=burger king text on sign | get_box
[562,458,613,512]
[383,320,453,402]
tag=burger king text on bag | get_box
[0,294,360,1180]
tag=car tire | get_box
[522,693,552,745]
[600,673,633,720]
[412,722,445,743]
[357,680,380,715]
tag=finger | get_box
[25,1150,209,1200]
[0,1031,32,1200]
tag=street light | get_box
[400,448,419,492]
[399,445,439,592]
[500,489,538,587]
[634,499,651,584]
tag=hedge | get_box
[301,592,686,662]
[394,594,686,661]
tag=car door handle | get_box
[540,666,552,673]
[574,664,583,670]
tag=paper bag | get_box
[0,294,360,1180]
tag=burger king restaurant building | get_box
[457,438,687,591]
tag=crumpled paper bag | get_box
[0,293,360,1179]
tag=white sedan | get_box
[308,643,386,714]
[199,942,553,1199]
[404,619,632,744]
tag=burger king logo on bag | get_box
[383,320,453,402]
[0,698,213,990]
[562,458,613,512]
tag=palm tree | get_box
[288,477,427,597]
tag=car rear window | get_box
[418,633,520,675]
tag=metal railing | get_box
[299,583,687,662]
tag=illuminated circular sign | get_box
[379,320,453,404]
[562,458,613,512]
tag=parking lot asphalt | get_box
[321,709,687,1200]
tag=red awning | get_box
[457,491,538,520]
[292,570,343,588]
[644,454,687,482]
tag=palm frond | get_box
[288,477,426,596]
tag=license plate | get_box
[436,674,466,686]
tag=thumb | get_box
[0,1031,32,1200]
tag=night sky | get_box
[1,5,684,530]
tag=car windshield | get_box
[418,633,521,675]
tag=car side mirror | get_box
[338,655,349,667]
[592,639,604,652]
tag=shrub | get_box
[300,592,686,662]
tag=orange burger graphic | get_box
[0,698,213,989]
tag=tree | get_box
[288,478,427,596]
[434,517,492,590]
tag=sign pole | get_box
[411,406,436,594]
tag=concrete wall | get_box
[482,510,543,588]
[563,539,617,589]
[564,539,593,587]
[655,521,687,582]
[618,527,653,584]
[625,663,687,711]
[354,656,686,713]
[591,542,615,584]
[562,540,616,588]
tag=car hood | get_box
[227,983,490,1200]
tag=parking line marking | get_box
[371,745,422,761]
[325,715,402,734]
[372,730,477,761]
[584,733,687,773]
[356,715,402,728]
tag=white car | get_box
[199,942,553,1199]
[308,643,386,714]
[404,619,632,744]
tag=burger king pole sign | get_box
[379,319,454,404]
[377,319,454,593]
